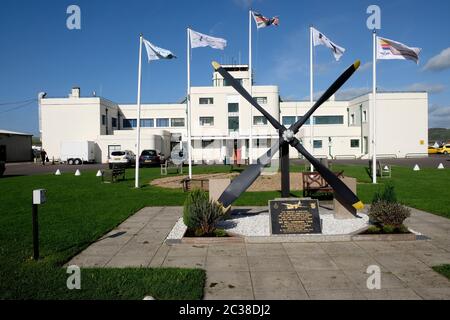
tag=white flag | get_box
[377,37,421,64]
[189,29,227,50]
[312,27,346,61]
[143,38,176,61]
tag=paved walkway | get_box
[68,206,450,300]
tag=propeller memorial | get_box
[211,60,364,216]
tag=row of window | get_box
[199,97,268,105]
[122,118,185,128]
[282,115,344,126]
[312,139,360,149]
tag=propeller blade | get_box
[212,61,283,131]
[290,138,364,212]
[218,138,282,208]
[290,60,360,134]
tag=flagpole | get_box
[135,34,143,188]
[309,26,314,172]
[372,30,377,184]
[187,28,193,179]
[248,9,254,165]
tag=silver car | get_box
[108,150,135,168]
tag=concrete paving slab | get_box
[248,255,295,272]
[162,255,206,269]
[245,243,287,257]
[290,256,339,271]
[106,254,153,268]
[307,289,365,300]
[166,244,208,257]
[371,253,430,272]
[254,289,309,300]
[148,244,170,267]
[207,244,247,256]
[343,270,407,290]
[332,255,382,271]
[250,271,305,292]
[412,287,450,300]
[282,243,327,256]
[297,270,355,290]
[392,270,450,288]
[362,288,423,300]
[319,242,368,256]
[205,255,249,272]
[68,254,111,267]
[204,271,254,300]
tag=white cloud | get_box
[423,47,450,72]
[404,83,446,94]
[429,104,450,128]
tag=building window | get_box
[156,118,169,127]
[254,97,267,104]
[228,116,239,132]
[101,115,106,125]
[111,117,117,128]
[253,116,267,125]
[351,139,360,148]
[199,97,214,105]
[362,110,367,123]
[171,118,185,127]
[313,140,323,149]
[350,114,355,125]
[282,116,296,126]
[224,79,242,86]
[228,103,239,113]
[200,117,214,126]
[123,119,137,128]
[141,119,154,127]
[202,140,214,148]
[297,116,310,125]
[313,115,344,125]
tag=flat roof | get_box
[0,129,33,136]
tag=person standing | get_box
[40,149,47,166]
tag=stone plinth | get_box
[333,177,358,220]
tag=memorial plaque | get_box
[269,198,322,234]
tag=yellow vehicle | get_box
[438,144,450,155]
[428,146,439,154]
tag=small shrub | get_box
[213,228,228,237]
[382,225,396,234]
[372,183,397,204]
[369,200,411,227]
[366,225,381,234]
[183,189,225,236]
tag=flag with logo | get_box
[143,38,176,61]
[189,29,227,50]
[252,11,279,29]
[377,37,421,64]
[312,27,346,61]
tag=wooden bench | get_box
[102,165,126,183]
[161,160,183,175]
[302,171,344,197]
[181,178,209,192]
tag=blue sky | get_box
[1,0,449,136]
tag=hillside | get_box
[429,128,450,143]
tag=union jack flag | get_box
[252,11,279,29]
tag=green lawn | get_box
[0,163,449,299]
[432,265,450,280]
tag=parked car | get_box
[108,150,135,168]
[438,144,450,155]
[428,146,439,154]
[139,149,164,167]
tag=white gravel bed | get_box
[217,210,370,237]
[166,218,187,241]
[166,209,370,242]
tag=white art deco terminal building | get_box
[39,65,428,164]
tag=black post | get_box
[32,204,39,260]
[280,141,290,198]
